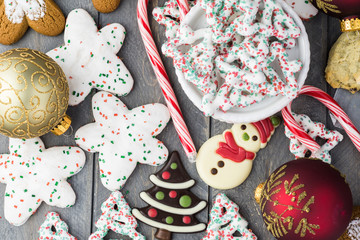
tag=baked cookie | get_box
[0,0,65,45]
[339,206,360,240]
[92,0,121,13]
[325,31,360,93]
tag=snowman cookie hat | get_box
[196,116,280,190]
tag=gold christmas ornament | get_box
[0,48,70,138]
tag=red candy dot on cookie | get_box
[162,171,171,180]
[148,208,158,218]
[183,216,191,224]
[169,191,177,198]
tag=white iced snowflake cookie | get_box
[5,0,46,23]
[196,117,279,189]
[38,212,76,240]
[0,138,86,226]
[284,0,318,20]
[75,91,170,191]
[89,191,145,240]
[285,113,343,163]
[47,9,133,106]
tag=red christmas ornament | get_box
[309,0,360,31]
[255,158,352,240]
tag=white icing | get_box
[149,175,195,189]
[348,218,360,240]
[4,0,46,24]
[140,192,207,215]
[75,91,170,192]
[47,9,133,106]
[132,209,207,233]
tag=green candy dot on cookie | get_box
[242,133,249,141]
[165,216,174,224]
[155,191,165,200]
[270,116,281,127]
[179,195,192,208]
[170,163,178,170]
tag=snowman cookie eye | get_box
[241,125,247,130]
[211,168,218,175]
[252,136,258,141]
[218,161,224,168]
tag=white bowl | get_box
[175,0,310,123]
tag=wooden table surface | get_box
[0,0,359,239]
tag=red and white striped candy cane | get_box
[176,0,190,20]
[137,0,197,161]
[282,85,360,152]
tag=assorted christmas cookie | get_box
[339,206,360,240]
[92,0,121,13]
[285,113,343,163]
[284,0,318,20]
[202,193,257,240]
[75,91,170,191]
[255,158,353,240]
[38,212,76,240]
[89,191,145,240]
[325,31,360,93]
[47,8,133,106]
[133,151,207,240]
[0,0,65,45]
[0,137,86,226]
[196,116,280,189]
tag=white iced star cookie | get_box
[47,8,133,106]
[38,212,76,240]
[75,91,170,191]
[196,117,279,189]
[0,138,86,226]
[89,191,145,240]
[284,0,318,20]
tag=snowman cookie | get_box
[196,117,279,189]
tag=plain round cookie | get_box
[92,0,121,13]
[325,31,360,93]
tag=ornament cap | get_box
[341,18,360,32]
[51,115,72,136]
[254,182,265,204]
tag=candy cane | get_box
[176,0,190,20]
[282,85,360,153]
[137,0,197,161]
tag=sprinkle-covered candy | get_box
[38,212,76,240]
[202,193,257,240]
[89,191,145,240]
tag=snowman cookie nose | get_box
[196,117,279,190]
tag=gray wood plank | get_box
[209,12,330,240]
[0,1,97,239]
[91,0,210,239]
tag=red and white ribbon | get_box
[282,85,360,153]
[176,0,190,20]
[137,0,197,161]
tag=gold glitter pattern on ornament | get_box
[0,48,69,138]
[260,165,320,238]
[310,0,341,14]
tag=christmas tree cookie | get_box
[196,117,280,189]
[133,151,207,240]
[38,212,76,240]
[89,191,145,240]
[202,194,257,240]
